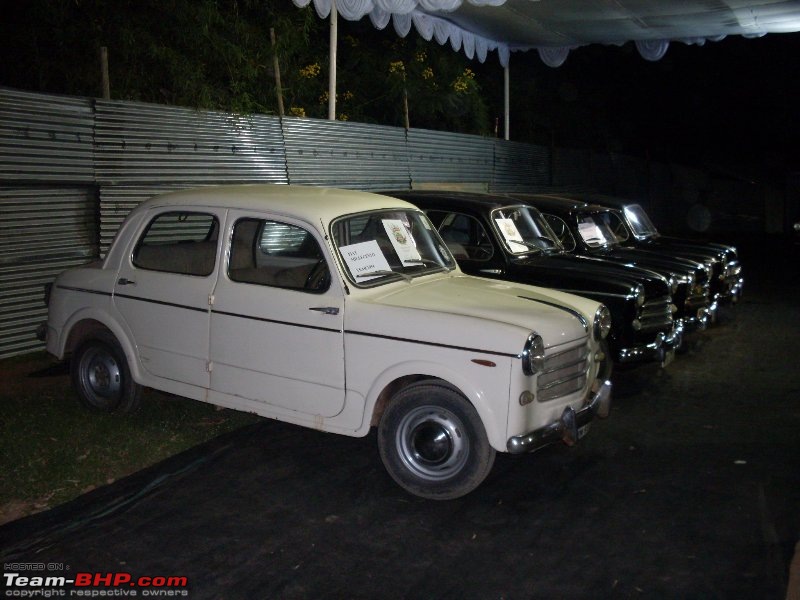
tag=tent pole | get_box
[504,62,510,140]
[328,0,338,120]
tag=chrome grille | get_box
[638,295,673,332]
[537,340,590,402]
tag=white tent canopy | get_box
[291,0,800,138]
[292,0,800,66]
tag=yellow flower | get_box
[415,51,427,63]
[319,91,329,104]
[338,114,349,121]
[289,107,306,117]
[389,60,406,75]
[299,63,321,78]
[422,67,434,80]
[343,90,354,101]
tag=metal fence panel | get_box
[283,117,410,191]
[551,146,592,188]
[0,186,97,358]
[0,87,94,183]
[491,139,550,191]
[95,100,288,185]
[407,128,494,185]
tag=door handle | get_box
[117,278,136,286]
[309,306,339,315]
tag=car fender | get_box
[356,358,511,451]
[57,306,145,383]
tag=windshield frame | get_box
[622,204,660,240]
[488,204,563,257]
[329,208,456,288]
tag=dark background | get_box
[1,1,799,188]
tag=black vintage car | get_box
[502,193,714,332]
[579,194,744,306]
[387,190,681,368]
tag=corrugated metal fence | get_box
[0,89,96,357]
[0,86,764,358]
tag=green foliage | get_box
[0,0,494,133]
[0,353,260,521]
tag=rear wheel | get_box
[378,382,495,500]
[71,334,142,413]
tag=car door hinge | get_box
[206,361,214,373]
[208,294,215,306]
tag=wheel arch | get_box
[59,309,143,383]
[361,360,507,452]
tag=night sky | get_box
[494,31,800,185]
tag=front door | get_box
[113,208,223,388]
[209,213,345,417]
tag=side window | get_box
[429,211,493,261]
[133,211,218,276]
[229,218,330,293]
[544,214,576,252]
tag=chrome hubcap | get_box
[397,405,469,481]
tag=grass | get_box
[0,351,261,525]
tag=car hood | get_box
[588,247,707,281]
[347,274,597,355]
[513,254,669,299]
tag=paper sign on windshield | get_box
[577,220,607,245]
[382,219,421,265]
[495,218,527,253]
[339,240,392,281]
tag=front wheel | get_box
[71,334,142,413]
[378,382,495,500]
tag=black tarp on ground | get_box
[2,241,799,599]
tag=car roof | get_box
[383,190,511,212]
[500,193,593,214]
[135,184,418,224]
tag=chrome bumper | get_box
[683,306,711,332]
[618,320,683,365]
[506,380,612,455]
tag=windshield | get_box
[331,209,456,286]
[574,213,619,249]
[623,204,659,239]
[490,205,562,255]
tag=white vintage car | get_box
[41,185,612,499]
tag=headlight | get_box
[521,333,545,376]
[593,305,612,340]
[668,276,680,294]
[634,284,645,307]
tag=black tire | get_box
[71,333,142,413]
[378,382,495,500]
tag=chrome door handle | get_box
[309,306,339,315]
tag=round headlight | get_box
[593,305,612,340]
[635,284,645,307]
[521,333,545,376]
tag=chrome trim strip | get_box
[517,295,588,331]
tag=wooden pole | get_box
[503,62,510,141]
[328,0,337,120]
[403,88,410,130]
[100,46,110,100]
[270,28,285,117]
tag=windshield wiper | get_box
[403,258,452,272]
[356,270,413,282]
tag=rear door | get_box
[113,208,223,388]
